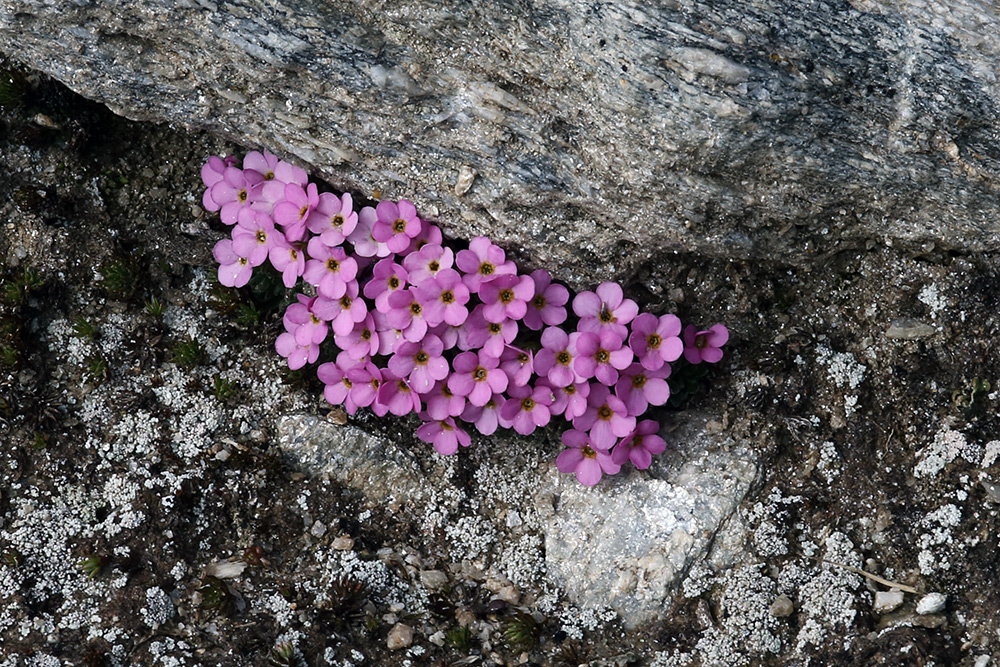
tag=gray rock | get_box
[538,418,758,628]
[916,592,947,615]
[873,589,905,613]
[386,622,413,650]
[4,1,1000,286]
[769,594,795,618]
[886,318,936,340]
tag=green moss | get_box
[99,253,144,301]
[212,375,237,401]
[71,316,97,339]
[172,338,206,369]
[445,625,473,651]
[503,612,539,649]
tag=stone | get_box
[386,623,413,650]
[885,318,936,340]
[4,1,1000,288]
[916,592,947,615]
[769,594,795,618]
[873,590,905,614]
[419,569,449,591]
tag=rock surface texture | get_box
[4,0,1000,285]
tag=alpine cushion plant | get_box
[201,150,730,485]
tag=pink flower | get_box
[499,346,534,388]
[615,363,671,416]
[243,150,308,205]
[372,311,404,357]
[534,327,582,387]
[200,155,236,211]
[312,286,368,338]
[416,268,471,327]
[345,362,385,415]
[683,324,729,364]
[479,274,535,323]
[523,269,569,331]
[303,238,359,299]
[335,314,380,360]
[573,282,638,339]
[460,396,508,435]
[267,237,306,288]
[611,420,666,469]
[455,236,516,292]
[555,429,620,486]
[405,222,443,255]
[388,335,449,395]
[317,355,362,413]
[424,382,467,421]
[403,243,454,286]
[232,209,280,267]
[460,305,517,358]
[363,258,409,313]
[306,192,358,247]
[573,385,635,450]
[372,199,422,253]
[213,238,254,288]
[499,383,553,435]
[448,350,508,407]
[416,417,471,456]
[547,380,590,420]
[275,332,320,370]
[273,182,319,241]
[377,376,421,416]
[629,313,683,370]
[348,206,392,258]
[283,294,329,347]
[210,166,264,224]
[385,289,430,342]
[573,330,634,385]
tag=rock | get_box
[386,623,413,650]
[885,318,936,340]
[873,590,905,614]
[916,592,947,615]
[419,569,449,591]
[331,535,354,550]
[539,416,758,628]
[4,1,1000,286]
[769,594,795,618]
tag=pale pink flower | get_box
[629,313,683,370]
[448,350,508,407]
[615,363,671,416]
[573,282,638,338]
[455,236,516,292]
[523,269,569,330]
[416,417,471,456]
[306,192,358,247]
[499,383,552,435]
[303,237,358,299]
[573,385,635,450]
[555,429,620,486]
[611,420,666,469]
[372,199,422,253]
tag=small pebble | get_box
[331,535,354,550]
[419,569,449,591]
[873,590,904,614]
[310,520,327,538]
[886,318,935,340]
[386,623,413,650]
[769,594,794,618]
[455,165,477,196]
[916,592,946,615]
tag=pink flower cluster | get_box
[202,151,729,485]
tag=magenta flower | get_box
[273,182,320,242]
[403,243,454,286]
[335,314,380,360]
[210,166,263,224]
[629,313,683,370]
[232,210,280,267]
[283,294,329,346]
[573,330,634,385]
[430,322,461,351]
[448,350,508,407]
[611,420,666,469]
[455,236,516,292]
[573,385,636,450]
[388,334,449,394]
[312,287,368,338]
[306,191,358,247]
[376,376,421,416]
[372,199,422,253]
[405,222,444,255]
[275,332,320,370]
[547,380,591,420]
[268,237,306,288]
[363,258,409,313]
[213,238,254,288]
[460,396,506,435]
[317,355,362,414]
[416,268,471,327]
[345,362,385,415]
[243,150,308,203]
[348,205,392,258]
[534,327,582,387]
[479,274,535,323]
[460,305,518,358]
[498,383,553,435]
[683,324,729,364]
[523,269,569,331]
[200,155,236,211]
[385,288,430,342]
[303,238,359,299]
[499,346,534,388]
[615,363,671,416]
[416,417,471,456]
[372,310,404,357]
[424,382,467,421]
[555,429,620,486]
[573,282,639,338]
